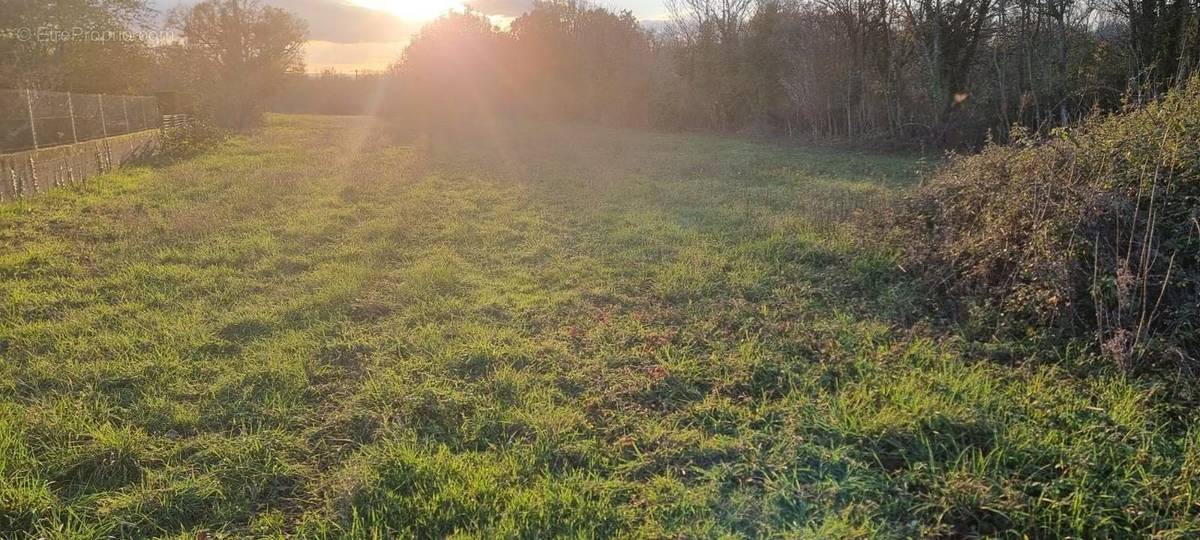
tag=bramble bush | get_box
[894,77,1199,373]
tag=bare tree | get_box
[667,0,756,44]
[900,0,995,140]
[1111,0,1199,89]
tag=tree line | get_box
[3,0,1195,143]
[388,0,1198,147]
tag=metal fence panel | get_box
[0,89,165,153]
[102,94,130,137]
[142,98,159,132]
[72,93,104,142]
[29,90,74,148]
[0,90,35,151]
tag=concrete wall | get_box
[0,129,159,202]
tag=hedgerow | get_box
[895,77,1200,372]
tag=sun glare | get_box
[350,0,466,21]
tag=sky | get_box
[152,0,669,73]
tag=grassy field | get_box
[2,115,1198,538]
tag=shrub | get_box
[152,121,227,163]
[893,78,1200,372]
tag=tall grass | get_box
[1,115,1198,537]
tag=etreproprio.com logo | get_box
[1,26,174,45]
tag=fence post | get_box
[25,89,39,150]
[122,95,130,134]
[98,94,108,138]
[67,91,79,144]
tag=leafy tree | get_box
[510,1,654,124]
[0,0,154,92]
[388,9,509,133]
[168,0,307,128]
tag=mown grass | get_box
[1,115,1198,538]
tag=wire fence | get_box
[1,89,161,153]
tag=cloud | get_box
[269,0,418,43]
[153,0,419,43]
[466,0,535,16]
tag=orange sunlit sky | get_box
[153,0,669,73]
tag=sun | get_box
[350,0,466,21]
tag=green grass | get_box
[1,115,1198,538]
